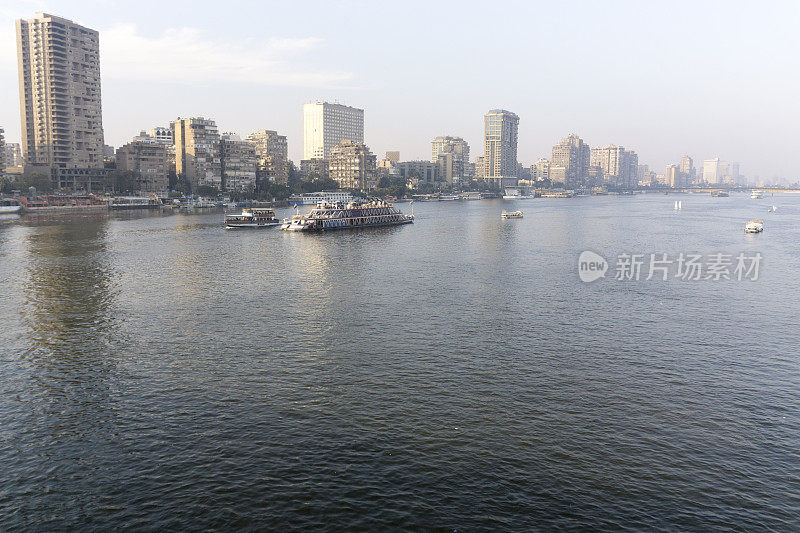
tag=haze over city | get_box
[1,0,798,180]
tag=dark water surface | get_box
[1,194,799,531]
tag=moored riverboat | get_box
[282,199,413,232]
[225,208,281,229]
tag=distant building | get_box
[16,13,105,190]
[300,158,329,180]
[483,109,519,187]
[5,142,23,168]
[303,102,364,160]
[665,164,680,188]
[247,130,288,185]
[551,134,591,188]
[0,127,5,179]
[328,140,376,191]
[219,133,257,191]
[702,158,721,184]
[431,136,470,182]
[173,117,222,190]
[590,145,638,188]
[385,151,400,163]
[397,161,437,187]
[475,156,485,179]
[531,158,550,181]
[116,141,169,193]
[679,155,695,183]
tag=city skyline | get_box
[1,1,799,180]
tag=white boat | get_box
[751,190,764,199]
[438,195,458,201]
[769,205,777,213]
[501,210,523,219]
[673,200,682,210]
[0,198,23,214]
[282,199,413,232]
[745,220,764,233]
[225,208,281,229]
[503,187,532,200]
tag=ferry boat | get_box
[501,210,523,219]
[225,208,281,229]
[750,190,764,199]
[0,198,23,214]
[745,220,764,233]
[282,199,413,232]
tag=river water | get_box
[1,194,798,530]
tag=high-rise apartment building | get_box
[679,155,694,183]
[220,133,257,191]
[483,109,519,187]
[397,161,438,187]
[115,140,169,193]
[247,130,288,185]
[431,136,470,182]
[16,13,104,189]
[551,134,591,188]
[531,158,550,181]
[5,143,23,168]
[665,164,680,188]
[590,145,639,188]
[303,102,364,160]
[173,117,221,190]
[328,140,376,191]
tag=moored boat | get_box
[282,199,413,232]
[225,208,280,229]
[750,190,764,199]
[0,198,23,214]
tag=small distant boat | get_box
[225,208,280,229]
[501,210,523,219]
[711,190,729,197]
[673,200,682,210]
[751,190,764,199]
[768,205,777,213]
[745,220,764,233]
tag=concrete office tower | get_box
[702,158,721,184]
[303,102,364,160]
[116,141,169,193]
[551,134,591,188]
[483,109,519,187]
[397,160,438,187]
[220,133,257,192]
[431,136,470,182]
[590,145,639,188]
[247,130,288,185]
[173,117,222,190]
[679,155,695,183]
[665,164,680,188]
[16,13,104,189]
[328,140,376,191]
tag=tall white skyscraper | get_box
[302,102,364,160]
[483,109,519,186]
[16,13,104,189]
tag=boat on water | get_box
[502,188,532,200]
[282,199,413,232]
[0,198,23,214]
[673,200,683,210]
[225,208,281,229]
[501,210,523,219]
[745,220,764,233]
[769,205,777,213]
[751,190,764,199]
[711,190,730,197]
[438,195,458,201]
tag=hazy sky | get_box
[1,0,798,178]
